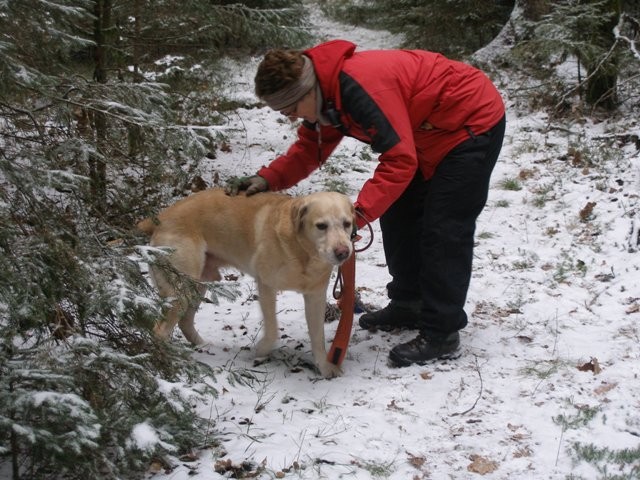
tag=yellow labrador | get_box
[138,188,355,378]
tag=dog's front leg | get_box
[304,292,342,379]
[255,282,278,358]
[178,305,205,345]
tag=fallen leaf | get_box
[148,460,164,474]
[579,201,596,222]
[467,454,498,475]
[407,452,426,469]
[577,358,602,375]
[625,303,640,314]
[594,382,617,396]
[387,399,405,412]
[190,175,207,192]
[178,450,198,462]
[513,446,532,458]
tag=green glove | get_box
[225,175,269,196]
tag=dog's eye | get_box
[316,222,328,231]
[343,221,352,230]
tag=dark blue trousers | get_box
[379,116,506,334]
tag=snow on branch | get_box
[615,13,640,61]
[554,12,640,111]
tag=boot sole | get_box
[360,323,419,332]
[388,348,462,368]
[358,317,420,332]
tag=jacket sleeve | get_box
[258,122,343,191]
[346,87,419,228]
[354,140,418,228]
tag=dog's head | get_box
[292,192,355,266]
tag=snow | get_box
[130,421,176,453]
[151,6,640,480]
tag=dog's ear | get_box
[291,199,309,232]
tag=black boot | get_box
[358,300,421,332]
[388,331,460,367]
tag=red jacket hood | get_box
[304,40,356,106]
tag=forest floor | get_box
[151,5,640,480]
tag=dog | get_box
[137,188,355,378]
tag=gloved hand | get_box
[225,175,269,196]
[351,207,364,241]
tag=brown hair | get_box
[254,49,305,98]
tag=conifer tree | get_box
[479,0,638,114]
[0,0,310,478]
[530,0,623,110]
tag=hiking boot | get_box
[388,331,460,367]
[358,300,421,332]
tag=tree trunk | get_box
[521,0,550,21]
[128,0,144,158]
[91,0,111,208]
[584,0,621,110]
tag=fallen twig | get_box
[451,355,483,416]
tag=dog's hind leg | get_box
[178,284,206,345]
[149,266,183,340]
[255,281,278,358]
[304,291,342,379]
[151,237,208,344]
[152,293,187,341]
[177,252,224,345]
[154,283,205,345]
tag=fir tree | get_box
[0,0,311,478]
[530,0,623,110]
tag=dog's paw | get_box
[255,337,276,358]
[193,336,209,347]
[317,360,343,379]
[193,337,208,347]
[194,342,215,354]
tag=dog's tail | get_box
[136,218,156,235]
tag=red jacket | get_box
[257,40,505,227]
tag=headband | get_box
[259,55,316,111]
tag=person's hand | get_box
[351,207,364,241]
[225,175,269,196]
[351,221,358,240]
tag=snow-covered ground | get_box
[152,7,640,480]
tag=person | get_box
[226,39,505,367]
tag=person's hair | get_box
[254,49,305,98]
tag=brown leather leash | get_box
[327,217,373,367]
